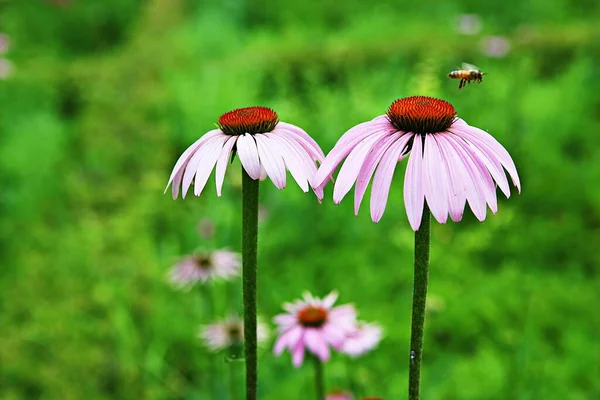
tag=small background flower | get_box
[169,249,240,287]
[481,35,511,57]
[201,316,269,352]
[326,391,354,400]
[273,291,357,367]
[455,14,482,35]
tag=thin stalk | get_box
[408,205,431,400]
[241,168,259,400]
[313,357,325,400]
[229,358,237,400]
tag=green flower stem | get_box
[313,357,325,400]
[241,168,259,400]
[409,205,431,400]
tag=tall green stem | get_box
[241,168,259,400]
[408,205,431,400]
[313,357,325,400]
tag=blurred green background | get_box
[1,0,600,399]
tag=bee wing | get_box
[461,62,480,71]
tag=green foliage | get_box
[1,0,599,399]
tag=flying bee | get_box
[448,63,485,89]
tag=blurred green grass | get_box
[1,0,600,399]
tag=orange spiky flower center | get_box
[218,106,279,136]
[386,96,456,134]
[194,253,213,270]
[297,306,328,328]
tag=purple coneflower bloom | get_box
[313,96,521,231]
[326,391,354,400]
[341,322,382,357]
[201,316,269,352]
[273,291,357,367]
[165,106,324,200]
[169,249,240,287]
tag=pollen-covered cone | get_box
[165,106,325,200]
[313,96,521,230]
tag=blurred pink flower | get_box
[273,291,357,367]
[313,96,521,230]
[455,14,482,35]
[0,34,9,54]
[341,322,382,357]
[0,59,12,80]
[327,391,354,400]
[481,36,511,58]
[169,249,240,287]
[201,316,269,352]
[165,106,324,200]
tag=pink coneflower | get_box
[169,249,240,287]
[341,322,382,357]
[313,96,521,230]
[455,14,482,35]
[326,391,354,400]
[165,106,324,200]
[273,291,357,367]
[0,34,9,54]
[201,316,269,352]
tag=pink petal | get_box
[214,136,238,197]
[277,130,323,200]
[274,325,302,355]
[304,329,330,361]
[423,134,449,224]
[165,129,222,197]
[333,131,390,204]
[368,135,412,223]
[194,135,229,196]
[354,133,402,215]
[451,122,521,192]
[444,135,488,221]
[181,135,224,198]
[276,122,325,159]
[321,291,339,309]
[404,135,425,231]
[313,122,391,188]
[254,134,287,189]
[266,133,309,192]
[292,337,306,367]
[236,134,262,180]
[435,134,466,222]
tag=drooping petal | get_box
[333,131,391,204]
[292,338,306,367]
[443,135,488,221]
[451,122,521,192]
[422,134,449,224]
[435,134,466,222]
[181,135,225,198]
[214,136,238,197]
[404,135,425,231]
[313,123,392,188]
[265,133,310,192]
[274,325,302,355]
[304,329,330,361]
[165,129,223,197]
[194,135,230,196]
[254,134,287,189]
[354,133,403,214]
[236,133,262,179]
[276,122,325,159]
[369,134,412,223]
[277,130,324,200]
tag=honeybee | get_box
[448,63,485,89]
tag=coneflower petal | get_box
[354,133,402,215]
[237,133,262,180]
[194,135,230,196]
[444,135,487,221]
[182,135,224,198]
[436,134,466,222]
[423,134,449,224]
[304,329,330,361]
[277,122,325,159]
[215,136,238,197]
[165,129,222,195]
[370,135,412,223]
[455,138,498,213]
[333,131,390,204]
[255,135,287,189]
[266,133,310,192]
[404,135,425,231]
[451,124,521,192]
[277,130,322,198]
